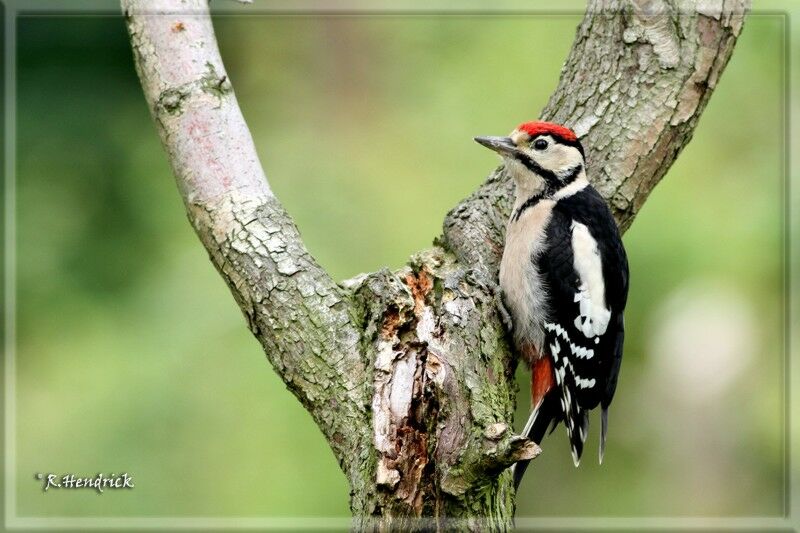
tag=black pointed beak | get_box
[474,136,518,156]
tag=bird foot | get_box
[495,293,513,333]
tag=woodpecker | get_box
[475,121,629,489]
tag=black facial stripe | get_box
[511,163,583,222]
[514,155,583,189]
[515,152,560,187]
[560,163,583,186]
[512,194,543,222]
[512,163,555,220]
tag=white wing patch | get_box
[570,221,611,339]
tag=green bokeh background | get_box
[14,10,785,520]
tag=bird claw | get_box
[496,294,513,333]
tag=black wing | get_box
[539,186,629,464]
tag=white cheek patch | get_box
[570,221,610,339]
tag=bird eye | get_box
[533,138,548,150]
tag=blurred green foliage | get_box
[14,11,785,520]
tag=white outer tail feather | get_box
[599,407,609,465]
[511,399,544,481]
[514,395,609,483]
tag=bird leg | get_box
[495,292,514,333]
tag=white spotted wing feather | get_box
[538,187,629,465]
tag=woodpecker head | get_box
[475,121,585,197]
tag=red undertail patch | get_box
[531,355,556,409]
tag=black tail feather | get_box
[512,392,561,490]
[599,407,608,464]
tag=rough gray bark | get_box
[122,0,748,529]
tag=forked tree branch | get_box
[123,0,747,528]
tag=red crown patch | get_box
[517,121,578,143]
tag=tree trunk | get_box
[121,0,748,529]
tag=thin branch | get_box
[122,0,368,468]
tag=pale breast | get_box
[499,199,555,354]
